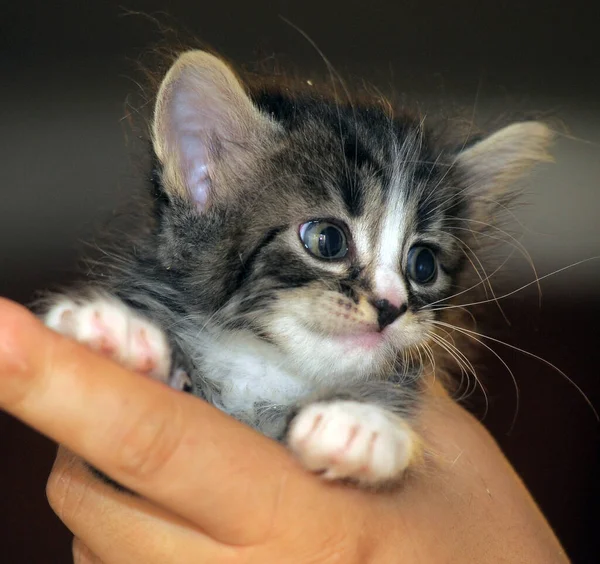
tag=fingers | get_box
[0,299,307,544]
[50,448,227,564]
[73,538,103,564]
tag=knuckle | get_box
[46,452,87,526]
[112,396,184,481]
[72,538,102,564]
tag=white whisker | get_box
[433,320,599,422]
[428,257,600,312]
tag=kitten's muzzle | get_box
[373,299,408,330]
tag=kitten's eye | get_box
[299,221,348,260]
[407,246,437,284]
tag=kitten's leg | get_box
[44,294,185,389]
[285,383,420,487]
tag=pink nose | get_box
[373,269,406,309]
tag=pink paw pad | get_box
[287,401,416,486]
[45,297,172,383]
[131,326,158,373]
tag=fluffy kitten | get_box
[43,51,552,486]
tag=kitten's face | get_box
[210,107,465,384]
[151,51,552,384]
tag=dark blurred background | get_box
[1,1,599,562]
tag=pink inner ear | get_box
[179,132,210,210]
[154,51,270,212]
[168,85,214,211]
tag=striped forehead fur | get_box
[149,85,473,318]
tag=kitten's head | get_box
[150,51,553,385]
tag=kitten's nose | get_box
[373,299,408,330]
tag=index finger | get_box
[0,298,312,545]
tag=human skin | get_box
[0,298,568,563]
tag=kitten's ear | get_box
[152,51,275,210]
[456,121,554,213]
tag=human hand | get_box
[0,298,567,562]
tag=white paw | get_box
[44,296,172,383]
[287,401,417,486]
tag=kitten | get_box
[42,51,552,487]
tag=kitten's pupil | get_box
[407,246,437,284]
[319,225,344,257]
[299,221,348,260]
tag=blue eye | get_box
[299,221,348,260]
[407,246,437,284]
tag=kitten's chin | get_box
[267,318,393,384]
[266,312,432,385]
[328,331,386,351]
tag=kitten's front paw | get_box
[44,296,172,383]
[287,401,418,486]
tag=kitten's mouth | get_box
[329,329,386,351]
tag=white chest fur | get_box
[198,332,311,417]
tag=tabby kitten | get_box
[43,51,552,486]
